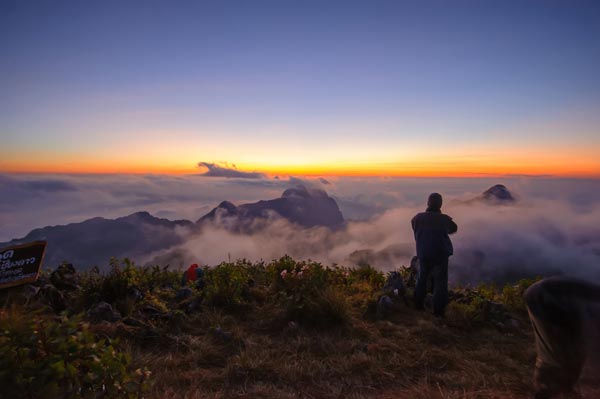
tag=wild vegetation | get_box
[1,257,596,398]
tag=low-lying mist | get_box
[149,197,600,285]
[2,173,600,285]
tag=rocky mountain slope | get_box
[198,185,345,231]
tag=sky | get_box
[1,0,600,177]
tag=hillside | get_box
[0,212,193,271]
[1,185,345,271]
[2,256,599,399]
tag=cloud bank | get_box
[1,173,600,285]
[148,197,600,285]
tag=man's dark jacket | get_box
[411,209,457,260]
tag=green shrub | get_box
[347,265,385,290]
[269,257,350,328]
[475,282,499,302]
[79,258,179,314]
[284,286,350,328]
[446,296,492,327]
[0,309,151,399]
[203,261,252,307]
[501,277,541,312]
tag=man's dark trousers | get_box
[414,257,448,316]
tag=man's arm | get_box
[447,217,457,234]
[411,215,417,233]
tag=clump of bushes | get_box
[194,256,354,327]
[79,258,180,315]
[269,256,351,328]
[500,277,541,312]
[0,309,151,399]
[446,277,541,327]
[202,260,253,307]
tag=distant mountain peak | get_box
[216,201,238,212]
[199,185,344,231]
[481,184,515,203]
[126,211,154,219]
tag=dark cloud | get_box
[195,162,265,179]
[0,175,77,192]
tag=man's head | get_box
[427,193,443,211]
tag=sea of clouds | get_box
[1,171,599,284]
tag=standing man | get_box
[411,193,457,317]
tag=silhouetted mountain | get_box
[198,185,345,231]
[454,184,517,206]
[0,212,193,270]
[1,186,346,270]
[481,184,515,203]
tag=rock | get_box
[384,271,406,296]
[37,284,66,312]
[21,284,40,299]
[376,295,394,319]
[140,304,164,315]
[185,297,203,313]
[127,285,144,301]
[505,318,521,330]
[88,301,122,322]
[404,256,420,288]
[486,301,506,321]
[424,295,433,310]
[175,287,194,301]
[50,263,79,290]
[212,326,233,342]
[122,317,147,328]
[138,327,161,341]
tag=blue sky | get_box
[1,0,599,175]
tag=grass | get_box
[131,308,535,398]
[2,257,595,398]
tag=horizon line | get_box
[2,170,599,179]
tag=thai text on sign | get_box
[0,241,47,289]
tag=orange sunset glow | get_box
[3,144,599,177]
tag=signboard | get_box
[0,241,47,289]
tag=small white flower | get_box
[393,289,399,296]
[280,270,288,279]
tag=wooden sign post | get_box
[0,241,47,289]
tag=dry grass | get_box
[125,303,538,399]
